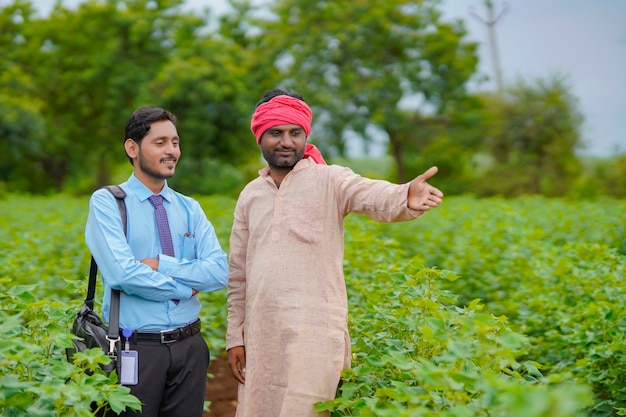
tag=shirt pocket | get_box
[286,202,326,244]
[181,233,196,260]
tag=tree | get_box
[0,91,47,192]
[18,0,205,191]
[143,34,264,195]
[0,0,50,192]
[239,0,479,182]
[477,75,584,196]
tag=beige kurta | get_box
[226,158,422,417]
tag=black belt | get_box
[127,319,201,344]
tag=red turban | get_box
[250,95,326,165]
[303,143,326,165]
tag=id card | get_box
[120,350,139,385]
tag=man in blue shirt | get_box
[85,106,228,416]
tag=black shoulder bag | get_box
[66,185,126,376]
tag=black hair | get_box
[255,88,304,108]
[123,106,177,164]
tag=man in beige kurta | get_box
[226,89,443,417]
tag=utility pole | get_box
[470,0,508,95]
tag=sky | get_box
[25,0,626,156]
[440,0,626,157]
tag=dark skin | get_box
[228,123,443,384]
[260,124,306,188]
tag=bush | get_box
[0,283,141,416]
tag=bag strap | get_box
[85,185,127,342]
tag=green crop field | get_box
[1,194,624,416]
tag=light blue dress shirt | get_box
[85,174,228,331]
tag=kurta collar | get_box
[258,157,315,178]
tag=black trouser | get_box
[119,332,210,417]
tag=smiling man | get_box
[85,106,228,416]
[226,89,444,417]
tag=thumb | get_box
[417,166,438,182]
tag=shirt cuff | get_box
[158,254,192,300]
[157,253,178,275]
[173,282,193,300]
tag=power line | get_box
[470,0,509,95]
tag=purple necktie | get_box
[148,195,175,257]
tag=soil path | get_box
[204,354,238,417]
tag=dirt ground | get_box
[204,354,238,417]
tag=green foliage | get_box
[317,265,592,416]
[327,217,594,416]
[144,36,260,167]
[0,0,48,192]
[245,0,478,166]
[169,158,248,197]
[194,195,236,353]
[331,155,394,180]
[472,75,584,197]
[39,0,208,192]
[377,196,626,415]
[572,155,626,199]
[0,283,141,416]
[0,91,46,192]
[0,193,141,415]
[1,1,621,198]
[0,194,89,299]
[2,0,216,192]
[3,193,626,415]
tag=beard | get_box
[137,150,177,180]
[262,146,305,169]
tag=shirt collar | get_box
[127,173,174,202]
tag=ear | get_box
[124,139,138,159]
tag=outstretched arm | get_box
[407,166,444,211]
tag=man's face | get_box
[260,124,306,169]
[127,120,181,183]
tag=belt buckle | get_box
[160,329,177,344]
